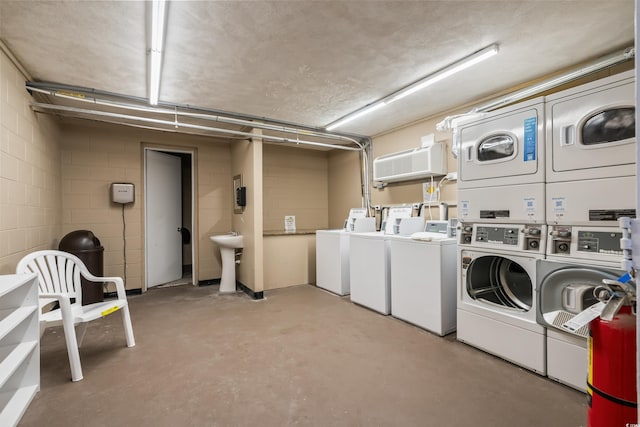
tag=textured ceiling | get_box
[0,1,635,137]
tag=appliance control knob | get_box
[529,240,539,249]
[463,226,472,233]
[528,228,541,236]
[558,243,569,252]
[463,236,472,243]
[507,229,514,234]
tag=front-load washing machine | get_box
[389,222,457,335]
[538,224,626,391]
[457,222,547,374]
[457,97,545,224]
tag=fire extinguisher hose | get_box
[587,381,638,408]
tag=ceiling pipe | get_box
[30,102,362,151]
[27,84,364,150]
[437,46,635,132]
[25,81,367,144]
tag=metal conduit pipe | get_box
[30,103,362,151]
[26,82,365,149]
[436,46,635,132]
[28,83,375,213]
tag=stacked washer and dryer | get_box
[538,70,636,391]
[455,69,636,389]
[456,98,548,375]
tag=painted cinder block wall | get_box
[59,121,233,289]
[0,49,62,274]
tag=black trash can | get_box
[59,230,104,305]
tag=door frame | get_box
[142,144,198,291]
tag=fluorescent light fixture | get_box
[324,43,499,131]
[325,101,386,131]
[387,44,499,103]
[149,0,167,105]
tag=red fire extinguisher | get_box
[587,300,637,427]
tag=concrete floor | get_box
[19,284,586,427]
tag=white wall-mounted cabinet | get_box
[0,274,39,427]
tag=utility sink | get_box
[210,234,243,249]
[210,234,243,293]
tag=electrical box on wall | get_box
[111,183,135,204]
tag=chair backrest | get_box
[16,250,90,305]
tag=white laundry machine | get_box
[545,70,636,226]
[350,211,423,315]
[316,217,375,296]
[457,97,545,224]
[389,222,457,335]
[537,224,626,392]
[456,222,547,374]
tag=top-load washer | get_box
[349,207,422,315]
[545,70,636,225]
[316,209,375,296]
[456,222,547,374]
[538,225,627,391]
[389,221,457,335]
[457,97,545,224]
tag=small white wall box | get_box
[111,183,135,204]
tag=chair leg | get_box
[59,301,83,381]
[76,322,88,348]
[121,305,136,348]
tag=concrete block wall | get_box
[0,49,62,274]
[60,121,233,289]
[263,144,329,231]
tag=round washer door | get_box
[466,255,533,311]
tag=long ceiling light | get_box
[325,44,499,131]
[149,0,167,105]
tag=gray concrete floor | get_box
[19,284,586,427]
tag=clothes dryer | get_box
[458,97,545,189]
[537,230,625,393]
[457,222,546,374]
[457,97,545,224]
[546,69,635,184]
[545,70,636,226]
[389,224,457,336]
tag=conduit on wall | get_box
[26,82,373,213]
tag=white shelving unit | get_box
[0,274,39,427]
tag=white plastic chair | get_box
[17,250,135,381]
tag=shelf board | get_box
[0,384,39,427]
[0,275,36,300]
[0,341,38,390]
[0,307,38,343]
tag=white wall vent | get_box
[373,142,447,183]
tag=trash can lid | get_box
[59,230,103,251]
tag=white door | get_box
[146,150,182,287]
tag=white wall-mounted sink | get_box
[210,234,243,249]
[210,234,243,293]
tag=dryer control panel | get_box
[458,222,545,254]
[576,230,622,255]
[547,225,623,262]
